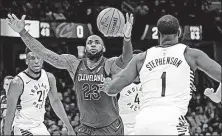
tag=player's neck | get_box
[87,56,103,69]
[159,39,178,48]
[25,69,41,78]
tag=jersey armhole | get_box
[104,58,112,78]
[183,46,195,72]
[73,60,83,87]
[16,75,24,109]
[16,75,24,95]
[45,71,51,91]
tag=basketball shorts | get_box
[134,106,189,135]
[77,116,124,135]
[13,123,50,136]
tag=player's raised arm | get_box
[4,77,23,135]
[115,13,134,68]
[6,14,79,70]
[47,72,76,135]
[105,53,144,95]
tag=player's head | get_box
[85,35,105,60]
[3,76,14,94]
[157,15,180,40]
[25,48,43,74]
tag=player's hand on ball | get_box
[204,88,214,97]
[122,13,134,39]
[6,14,26,33]
[67,127,76,135]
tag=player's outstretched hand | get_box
[67,127,76,135]
[122,13,134,39]
[6,14,26,33]
[106,13,134,38]
[204,88,214,97]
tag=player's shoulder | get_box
[8,76,24,92]
[11,76,24,86]
[105,56,119,67]
[134,52,146,62]
[184,47,205,59]
[184,47,207,71]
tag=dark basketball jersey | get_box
[74,57,119,128]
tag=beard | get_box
[85,49,103,61]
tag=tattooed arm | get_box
[19,29,79,69]
[6,13,79,70]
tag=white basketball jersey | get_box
[14,69,50,129]
[119,83,141,134]
[139,44,194,116]
[119,83,141,115]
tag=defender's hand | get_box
[6,14,26,33]
[204,88,215,97]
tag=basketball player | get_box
[1,76,14,135]
[6,13,134,135]
[104,15,222,135]
[204,84,221,103]
[4,48,75,135]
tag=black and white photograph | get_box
[0,0,221,136]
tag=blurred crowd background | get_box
[0,0,222,136]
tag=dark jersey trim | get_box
[74,59,84,83]
[83,57,105,73]
[23,71,42,81]
[16,75,24,111]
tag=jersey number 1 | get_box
[161,72,166,97]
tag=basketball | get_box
[97,8,125,37]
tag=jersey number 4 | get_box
[161,72,166,97]
[82,83,101,100]
[134,93,140,104]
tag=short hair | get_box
[133,49,143,54]
[25,47,32,55]
[4,75,14,83]
[157,15,179,35]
